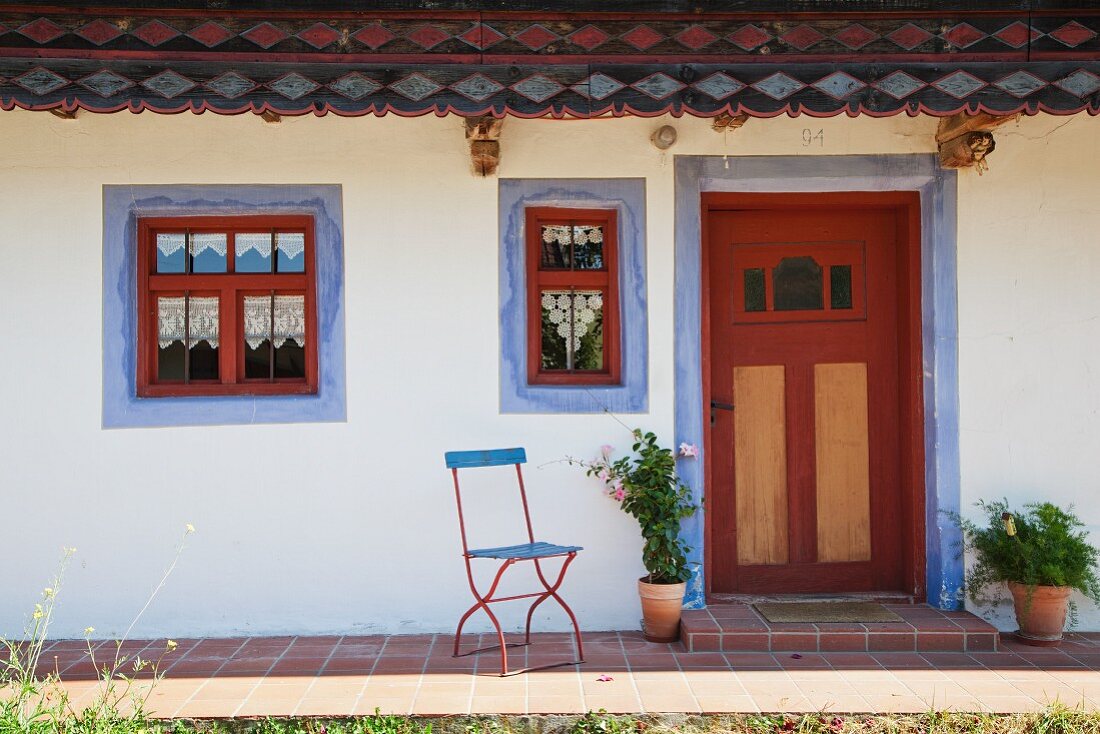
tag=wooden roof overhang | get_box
[0,1,1097,118]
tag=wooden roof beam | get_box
[466,115,503,177]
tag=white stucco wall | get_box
[0,108,1096,638]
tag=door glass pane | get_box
[236,233,273,273]
[156,233,186,273]
[773,256,823,311]
[572,225,604,270]
[540,226,571,269]
[190,233,227,273]
[744,268,766,312]
[276,233,306,273]
[830,265,853,310]
[540,289,604,371]
[243,295,272,378]
[273,295,306,378]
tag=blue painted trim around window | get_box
[673,155,961,610]
[102,184,346,428]
[499,179,648,414]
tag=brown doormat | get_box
[754,601,903,624]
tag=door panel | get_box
[733,365,788,566]
[708,203,904,594]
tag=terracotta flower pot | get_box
[638,578,686,643]
[1008,582,1072,646]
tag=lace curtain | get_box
[236,233,272,259]
[157,296,220,349]
[541,225,603,247]
[243,295,306,349]
[155,232,303,262]
[541,290,602,352]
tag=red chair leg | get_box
[529,553,585,664]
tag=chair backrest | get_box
[445,447,533,554]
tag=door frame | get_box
[700,191,925,599]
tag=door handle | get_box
[710,400,734,425]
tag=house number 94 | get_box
[802,128,825,147]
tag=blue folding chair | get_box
[445,447,585,676]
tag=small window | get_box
[526,208,620,385]
[137,215,317,397]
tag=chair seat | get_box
[466,542,583,560]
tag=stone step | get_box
[681,603,999,653]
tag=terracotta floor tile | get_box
[581,694,643,713]
[695,694,759,712]
[862,694,929,713]
[175,700,244,718]
[352,697,414,715]
[804,694,872,712]
[411,695,473,715]
[753,694,813,712]
[689,680,748,696]
[294,698,358,716]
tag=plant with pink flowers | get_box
[580,430,699,584]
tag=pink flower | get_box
[600,444,614,458]
[597,469,611,483]
[678,442,699,458]
[614,487,626,502]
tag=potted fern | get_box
[580,430,699,642]
[951,500,1100,646]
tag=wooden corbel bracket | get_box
[936,112,1020,174]
[466,115,504,176]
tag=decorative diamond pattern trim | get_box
[872,71,927,99]
[781,24,825,50]
[132,20,180,47]
[78,69,134,98]
[511,74,565,102]
[13,66,67,95]
[942,23,987,49]
[1049,21,1098,47]
[752,72,805,100]
[933,70,987,98]
[568,25,610,50]
[458,23,505,49]
[993,22,1040,49]
[75,19,123,45]
[621,24,664,50]
[328,72,381,100]
[268,72,319,100]
[813,71,866,100]
[993,71,1046,98]
[389,72,443,101]
[513,24,559,50]
[632,72,685,100]
[833,24,879,50]
[407,25,450,50]
[693,72,745,100]
[242,22,289,49]
[187,21,233,48]
[297,23,341,49]
[353,23,395,49]
[18,18,65,43]
[675,25,718,50]
[205,72,257,99]
[141,70,196,98]
[1053,69,1100,98]
[451,73,505,102]
[887,23,934,50]
[570,72,625,100]
[729,24,771,50]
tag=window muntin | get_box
[137,216,318,397]
[526,208,620,385]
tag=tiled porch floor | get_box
[39,631,1100,717]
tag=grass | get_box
[5,708,1099,734]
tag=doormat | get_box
[754,602,903,624]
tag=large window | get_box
[136,215,317,397]
[525,207,620,385]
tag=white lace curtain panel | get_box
[157,297,220,349]
[156,232,305,261]
[244,295,307,349]
[158,295,305,350]
[541,290,602,352]
[541,225,603,247]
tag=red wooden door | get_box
[708,201,905,594]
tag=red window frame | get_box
[525,207,621,386]
[136,215,318,397]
